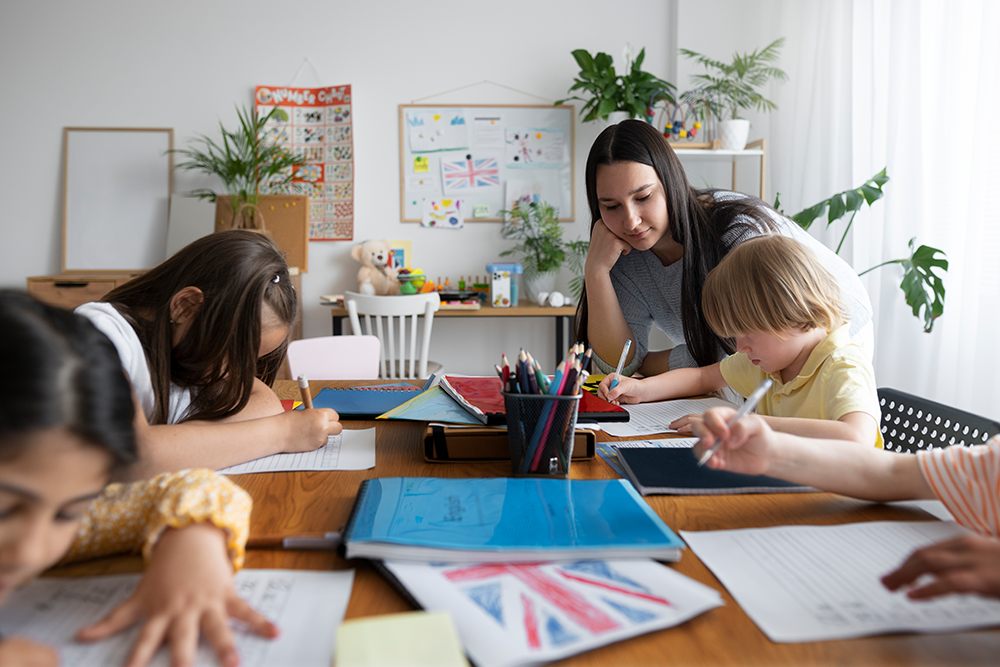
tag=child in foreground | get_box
[693,406,1000,601]
[0,291,275,666]
[76,230,341,472]
[598,235,882,447]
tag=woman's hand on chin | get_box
[585,220,632,278]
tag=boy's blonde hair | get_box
[702,235,845,338]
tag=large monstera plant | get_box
[776,168,948,333]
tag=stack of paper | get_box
[599,397,736,437]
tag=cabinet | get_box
[27,273,140,310]
[672,138,766,199]
[26,271,303,341]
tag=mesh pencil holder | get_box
[503,392,581,477]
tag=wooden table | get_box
[329,303,576,364]
[56,380,1000,665]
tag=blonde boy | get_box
[598,235,882,447]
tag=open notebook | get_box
[439,375,629,424]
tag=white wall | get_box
[0,0,677,373]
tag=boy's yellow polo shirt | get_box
[720,325,883,448]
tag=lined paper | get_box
[600,398,736,437]
[683,521,1000,642]
[220,428,375,474]
[0,569,354,666]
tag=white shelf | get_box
[672,148,764,157]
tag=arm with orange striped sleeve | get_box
[917,436,1000,536]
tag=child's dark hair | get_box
[103,230,296,424]
[576,119,776,366]
[0,290,136,468]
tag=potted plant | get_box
[173,104,310,268]
[557,47,675,124]
[499,198,589,302]
[680,38,787,149]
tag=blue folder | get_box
[306,384,420,419]
[343,477,685,562]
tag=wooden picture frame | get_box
[62,127,173,272]
[398,104,575,223]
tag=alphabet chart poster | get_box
[399,104,574,223]
[256,84,354,240]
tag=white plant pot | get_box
[524,270,558,304]
[718,119,751,150]
[605,110,632,126]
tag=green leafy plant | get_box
[680,38,787,120]
[775,168,949,333]
[499,199,589,298]
[173,105,305,229]
[556,47,675,122]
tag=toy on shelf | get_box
[654,98,713,149]
[351,240,400,296]
[485,262,522,308]
[397,267,427,295]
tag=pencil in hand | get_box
[297,375,314,410]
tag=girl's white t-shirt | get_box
[76,302,193,424]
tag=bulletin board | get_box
[62,127,173,272]
[398,104,574,223]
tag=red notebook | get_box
[439,376,629,425]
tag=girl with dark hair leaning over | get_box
[76,230,342,472]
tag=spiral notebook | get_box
[307,383,422,419]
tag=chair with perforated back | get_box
[345,291,442,379]
[286,335,381,380]
[877,387,1000,453]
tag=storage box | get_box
[485,262,522,308]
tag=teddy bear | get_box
[350,239,400,295]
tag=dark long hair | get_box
[0,290,136,469]
[577,120,775,367]
[104,230,296,424]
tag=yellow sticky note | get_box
[413,156,429,173]
[336,611,468,667]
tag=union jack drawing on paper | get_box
[441,156,500,193]
[385,559,722,667]
[445,561,671,649]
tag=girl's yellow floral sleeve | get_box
[62,469,251,570]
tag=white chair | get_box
[345,291,441,379]
[286,335,381,380]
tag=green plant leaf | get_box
[790,168,890,230]
[899,239,949,333]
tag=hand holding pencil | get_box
[694,378,774,471]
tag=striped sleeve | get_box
[917,437,1000,536]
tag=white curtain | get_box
[770,0,1000,419]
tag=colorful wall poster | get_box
[256,84,354,241]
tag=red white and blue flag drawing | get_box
[441,156,500,191]
[442,560,672,651]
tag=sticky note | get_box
[336,611,468,667]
